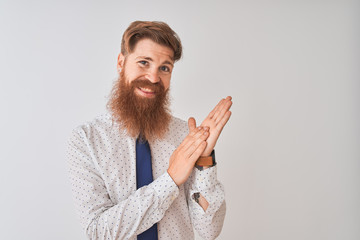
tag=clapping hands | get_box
[188,96,232,156]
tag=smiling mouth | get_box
[138,87,155,93]
[136,87,156,98]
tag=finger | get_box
[190,128,209,144]
[216,111,232,132]
[181,126,205,150]
[213,98,232,121]
[189,141,207,163]
[212,98,229,120]
[188,124,201,137]
[214,100,233,124]
[183,127,209,154]
[188,117,197,132]
[177,126,201,152]
[187,127,209,145]
[206,98,225,119]
[185,135,207,159]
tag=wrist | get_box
[195,150,216,170]
[201,154,211,157]
[201,149,213,157]
[167,169,180,187]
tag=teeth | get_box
[139,87,154,93]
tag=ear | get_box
[117,53,125,71]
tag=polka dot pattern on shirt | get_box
[66,113,226,239]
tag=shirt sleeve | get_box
[185,164,226,240]
[66,128,179,240]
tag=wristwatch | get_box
[195,150,216,168]
[193,192,200,203]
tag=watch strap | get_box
[195,150,216,167]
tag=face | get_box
[108,38,174,141]
[117,38,174,98]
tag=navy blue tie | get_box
[136,137,158,240]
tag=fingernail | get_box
[203,131,208,135]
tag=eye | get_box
[160,65,170,72]
[138,60,148,66]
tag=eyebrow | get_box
[135,56,174,67]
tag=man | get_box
[67,21,232,240]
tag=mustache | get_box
[130,79,165,94]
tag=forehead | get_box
[130,38,174,62]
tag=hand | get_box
[167,121,209,186]
[189,96,232,157]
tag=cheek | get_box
[124,70,139,84]
[123,63,141,80]
[162,78,171,90]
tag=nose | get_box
[145,68,160,83]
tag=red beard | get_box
[107,67,171,142]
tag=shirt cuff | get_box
[191,165,218,192]
[189,165,224,215]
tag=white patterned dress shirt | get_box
[66,113,226,240]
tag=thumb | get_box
[188,117,196,132]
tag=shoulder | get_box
[165,116,189,143]
[169,116,188,132]
[67,112,120,142]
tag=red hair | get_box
[121,21,182,61]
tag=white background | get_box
[0,0,359,239]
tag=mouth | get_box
[136,87,156,98]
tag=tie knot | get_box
[137,135,148,144]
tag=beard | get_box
[107,67,171,142]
